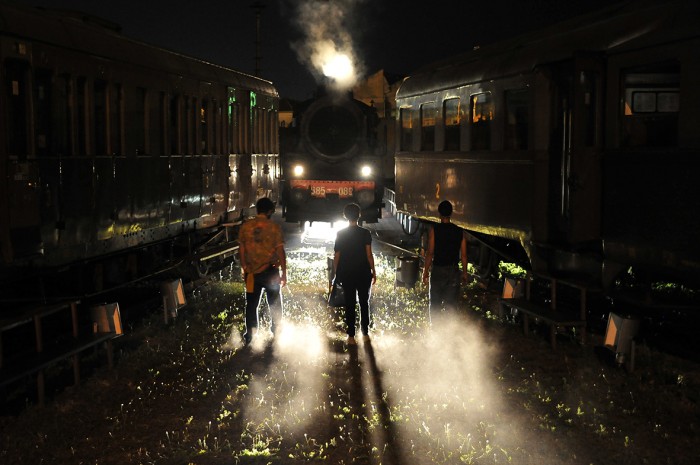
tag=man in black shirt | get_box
[333,203,377,345]
[421,200,468,320]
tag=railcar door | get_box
[4,59,42,260]
[550,55,604,245]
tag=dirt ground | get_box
[1,242,699,465]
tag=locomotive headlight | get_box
[293,164,304,177]
[360,165,372,177]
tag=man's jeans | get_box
[428,265,460,320]
[244,267,283,341]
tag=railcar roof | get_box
[0,2,278,97]
[397,0,698,99]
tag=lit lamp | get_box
[90,303,123,335]
[161,279,186,323]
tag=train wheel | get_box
[194,259,211,278]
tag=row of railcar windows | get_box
[398,64,680,153]
[4,59,277,159]
[399,90,531,153]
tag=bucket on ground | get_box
[395,255,419,288]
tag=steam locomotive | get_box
[0,3,279,301]
[279,91,384,225]
[394,0,700,291]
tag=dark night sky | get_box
[9,0,625,101]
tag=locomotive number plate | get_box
[291,180,375,198]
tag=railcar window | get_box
[125,87,146,155]
[267,109,275,153]
[264,108,270,153]
[213,100,221,154]
[622,67,680,147]
[221,101,227,154]
[200,100,209,154]
[185,96,195,154]
[267,110,272,152]
[34,69,52,157]
[248,93,255,153]
[242,104,248,154]
[656,92,680,112]
[215,101,221,154]
[631,91,679,113]
[154,92,166,156]
[110,84,122,156]
[260,108,267,153]
[470,93,493,151]
[169,94,180,154]
[504,89,529,150]
[4,60,29,157]
[581,72,599,147]
[420,103,436,151]
[250,107,257,153]
[261,108,267,153]
[227,88,236,153]
[399,107,412,151]
[443,98,462,151]
[94,80,107,155]
[232,103,240,154]
[243,105,250,154]
[271,109,279,153]
[253,108,261,154]
[253,108,260,153]
[254,107,259,154]
[76,77,87,156]
[55,75,72,156]
[268,109,274,153]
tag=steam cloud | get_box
[289,0,366,94]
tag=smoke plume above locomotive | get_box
[290,0,365,93]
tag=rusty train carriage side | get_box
[394,0,700,288]
[0,3,279,299]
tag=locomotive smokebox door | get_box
[302,95,365,162]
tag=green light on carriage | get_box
[228,88,236,123]
[250,91,258,125]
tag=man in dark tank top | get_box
[421,200,468,320]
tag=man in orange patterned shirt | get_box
[238,197,287,344]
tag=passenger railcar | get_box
[279,92,384,224]
[394,0,700,289]
[0,3,279,299]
